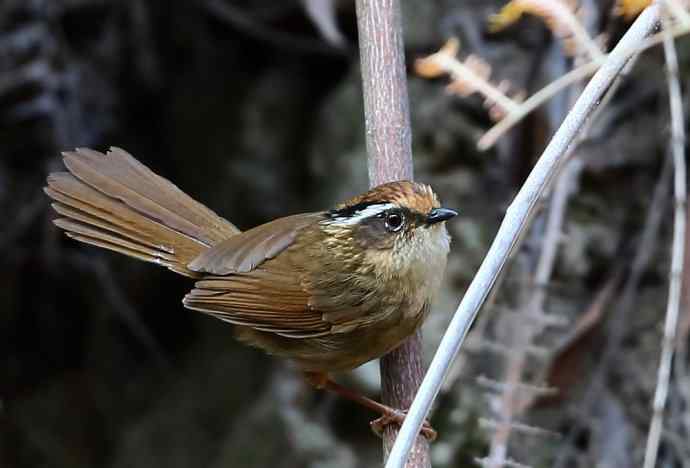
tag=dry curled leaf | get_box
[301,0,345,48]
[613,0,652,20]
[489,0,539,31]
[489,0,577,31]
[614,0,690,21]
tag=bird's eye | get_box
[385,211,405,232]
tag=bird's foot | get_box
[304,373,438,441]
[370,410,437,442]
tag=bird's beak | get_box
[426,207,458,225]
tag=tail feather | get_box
[46,171,203,256]
[55,217,177,264]
[45,147,240,277]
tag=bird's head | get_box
[321,181,457,277]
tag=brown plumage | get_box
[45,147,238,276]
[45,147,456,438]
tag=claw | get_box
[370,410,437,442]
[305,375,439,441]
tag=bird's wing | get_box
[183,212,391,338]
[183,264,331,338]
[187,212,324,275]
[183,212,335,337]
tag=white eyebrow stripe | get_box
[328,203,397,226]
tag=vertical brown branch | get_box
[354,0,430,466]
[355,0,413,184]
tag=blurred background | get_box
[1,1,688,467]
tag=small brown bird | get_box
[45,147,456,438]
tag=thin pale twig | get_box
[203,0,348,56]
[479,418,561,439]
[665,0,690,26]
[478,61,601,150]
[643,13,687,468]
[476,375,558,396]
[553,157,673,468]
[435,7,690,151]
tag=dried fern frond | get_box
[415,38,523,121]
[489,0,605,60]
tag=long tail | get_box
[45,147,240,277]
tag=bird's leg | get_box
[304,372,437,441]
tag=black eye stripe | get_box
[328,201,383,219]
[328,203,428,229]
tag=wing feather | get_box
[183,271,332,338]
[183,215,334,337]
[183,212,386,338]
[187,213,323,274]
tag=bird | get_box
[44,147,457,439]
